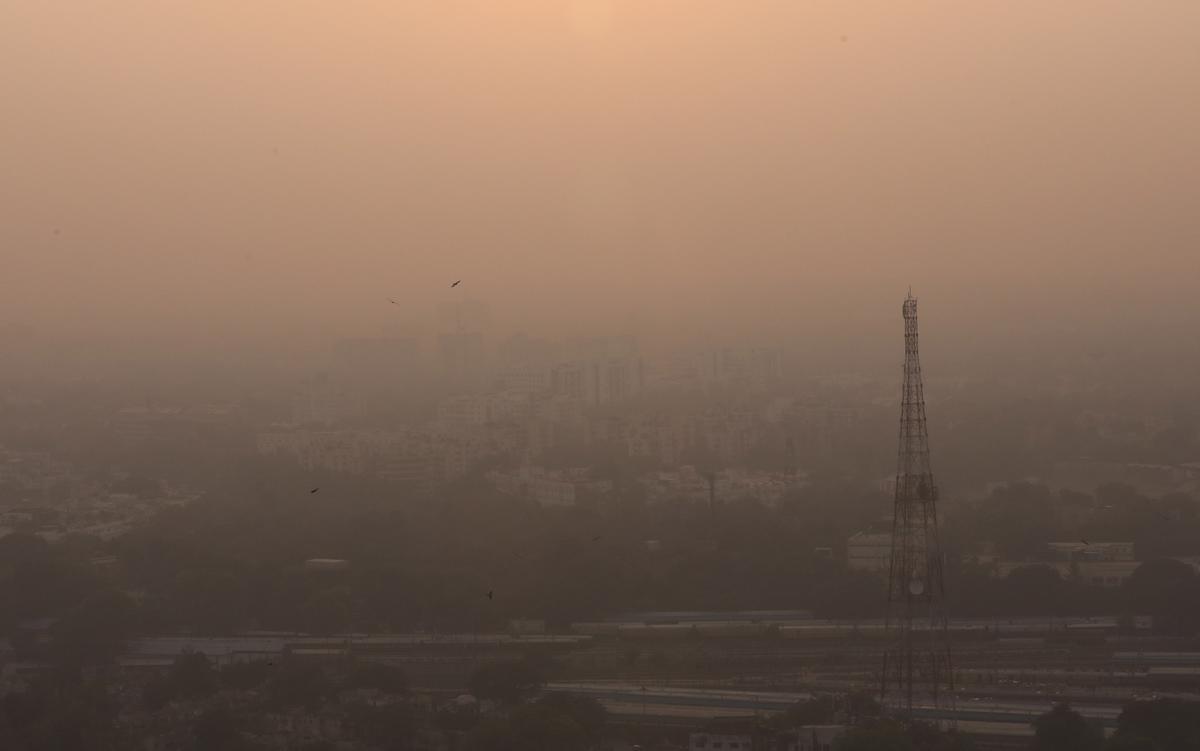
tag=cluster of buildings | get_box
[994,541,1142,588]
[847,531,1145,589]
[486,466,613,507]
[24,492,194,542]
[256,429,485,493]
[652,348,786,391]
[252,332,852,507]
[0,445,199,542]
[256,410,813,508]
[0,446,78,502]
[690,723,846,751]
[108,404,247,447]
[640,466,805,508]
[1048,458,1200,498]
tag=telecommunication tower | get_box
[881,292,955,719]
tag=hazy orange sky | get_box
[3,2,1199,357]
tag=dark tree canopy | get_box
[468,659,546,704]
[1032,703,1104,751]
[1111,699,1200,751]
[1123,559,1200,635]
[837,719,973,751]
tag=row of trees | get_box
[1034,700,1200,751]
[0,651,414,751]
[958,481,1200,562]
[5,475,1200,645]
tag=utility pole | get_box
[706,469,718,546]
[785,435,797,479]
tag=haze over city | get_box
[2,3,1200,751]
[5,2,1200,370]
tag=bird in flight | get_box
[486,590,494,601]
[450,280,462,288]
[387,298,399,305]
[1081,539,1089,546]
[310,488,319,494]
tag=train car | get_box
[692,621,771,638]
[571,622,625,636]
[1114,652,1200,665]
[617,624,697,640]
[779,625,863,640]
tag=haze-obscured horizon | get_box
[4,1,1199,381]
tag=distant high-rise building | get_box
[550,356,645,406]
[497,333,557,366]
[292,374,362,425]
[551,361,588,401]
[561,335,639,360]
[698,347,783,387]
[495,364,550,395]
[437,332,486,387]
[332,337,419,371]
[435,299,488,387]
[437,299,489,334]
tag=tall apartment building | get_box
[550,356,645,406]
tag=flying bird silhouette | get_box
[310,488,319,494]
[387,298,399,305]
[1081,539,1089,546]
[486,590,494,601]
[450,280,462,288]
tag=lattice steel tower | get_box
[882,292,954,719]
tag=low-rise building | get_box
[689,732,754,751]
[435,395,492,434]
[486,466,613,507]
[642,465,712,505]
[995,541,1141,588]
[781,725,848,751]
[1046,541,1134,562]
[304,559,350,573]
[847,531,892,574]
[508,619,546,635]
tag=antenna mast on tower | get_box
[882,292,954,720]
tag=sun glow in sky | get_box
[568,0,615,39]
